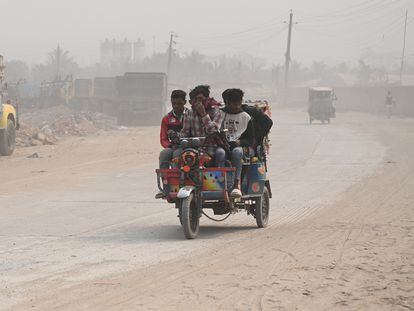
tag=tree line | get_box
[5,45,413,88]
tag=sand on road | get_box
[1,111,413,310]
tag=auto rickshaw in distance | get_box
[308,87,336,124]
[155,134,271,239]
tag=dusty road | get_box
[0,111,413,310]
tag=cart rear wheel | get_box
[179,194,200,239]
[255,188,270,228]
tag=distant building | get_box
[100,39,113,66]
[133,39,145,63]
[100,38,146,66]
[120,38,132,63]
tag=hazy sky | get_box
[1,0,413,67]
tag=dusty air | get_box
[0,0,413,310]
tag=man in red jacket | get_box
[159,89,187,169]
[156,90,187,199]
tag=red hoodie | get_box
[159,110,186,148]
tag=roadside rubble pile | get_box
[16,106,117,147]
[16,123,57,147]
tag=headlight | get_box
[192,137,201,148]
[180,139,189,149]
[181,151,197,167]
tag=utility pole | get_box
[284,10,293,104]
[0,55,4,83]
[167,32,176,80]
[56,44,61,79]
[399,10,408,84]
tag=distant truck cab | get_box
[308,87,336,124]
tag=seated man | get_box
[217,88,254,198]
[179,85,223,159]
[156,90,187,198]
[223,92,273,152]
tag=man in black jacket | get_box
[222,90,273,149]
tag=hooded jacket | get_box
[241,104,273,145]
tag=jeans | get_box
[159,148,182,169]
[215,147,243,180]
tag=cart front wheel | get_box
[179,194,200,239]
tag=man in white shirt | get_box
[217,88,254,198]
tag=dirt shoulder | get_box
[0,126,159,195]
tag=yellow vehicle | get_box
[0,55,19,156]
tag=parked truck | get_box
[92,77,118,116]
[38,75,73,108]
[69,78,93,110]
[115,72,167,126]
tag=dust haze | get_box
[0,1,413,310]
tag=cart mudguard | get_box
[177,186,195,199]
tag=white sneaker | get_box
[230,188,242,198]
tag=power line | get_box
[293,10,402,54]
[301,0,392,22]
[181,24,285,45]
[181,13,288,42]
[339,13,407,49]
[302,0,408,27]
[293,1,413,56]
[178,24,287,52]
[240,26,288,54]
[347,10,410,52]
[294,0,380,19]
